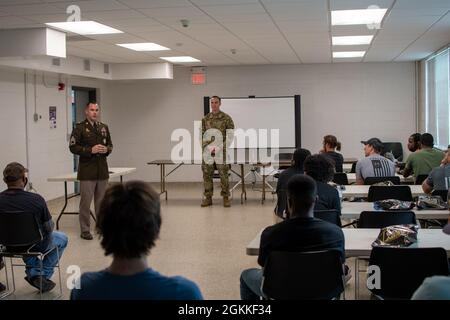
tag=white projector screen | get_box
[207,96,299,148]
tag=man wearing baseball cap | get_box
[355,138,396,185]
[0,162,68,293]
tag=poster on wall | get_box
[49,106,56,129]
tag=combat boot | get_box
[223,196,231,207]
[201,197,212,207]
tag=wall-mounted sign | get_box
[49,106,57,129]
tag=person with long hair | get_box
[320,135,344,172]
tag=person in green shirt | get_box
[403,133,444,180]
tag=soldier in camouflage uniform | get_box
[201,96,235,207]
[69,102,113,240]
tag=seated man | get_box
[240,175,345,300]
[407,133,422,153]
[0,162,68,293]
[71,181,203,300]
[404,133,444,180]
[355,138,396,185]
[304,154,341,215]
[274,148,311,218]
[422,146,450,194]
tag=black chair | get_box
[350,162,357,173]
[367,185,413,202]
[364,176,400,185]
[0,211,62,299]
[415,174,429,185]
[314,210,342,227]
[333,172,349,185]
[357,211,417,228]
[431,189,448,202]
[276,153,293,170]
[262,250,345,300]
[368,247,449,299]
[382,142,403,162]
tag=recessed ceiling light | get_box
[331,8,387,26]
[333,51,366,58]
[46,21,123,35]
[117,43,170,51]
[332,35,374,46]
[159,56,200,63]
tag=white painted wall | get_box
[102,62,416,182]
[0,67,106,200]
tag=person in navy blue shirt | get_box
[0,162,68,293]
[275,148,311,218]
[70,181,203,300]
[304,154,341,215]
[240,174,345,300]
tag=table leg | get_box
[262,165,266,204]
[240,164,246,204]
[162,164,167,201]
[56,181,69,230]
[355,258,359,300]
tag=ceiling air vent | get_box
[84,59,90,71]
[52,58,61,66]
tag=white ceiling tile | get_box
[138,6,205,18]
[0,0,445,65]
[213,13,272,23]
[394,0,450,10]
[117,0,192,9]
[0,0,42,6]
[388,8,449,18]
[330,0,394,10]
[0,3,63,15]
[365,45,404,61]
[84,10,147,21]
[52,0,129,12]
[200,3,266,16]
[0,15,37,27]
[264,1,328,21]
[192,0,259,5]
[24,13,69,23]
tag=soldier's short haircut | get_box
[85,102,98,109]
[211,95,221,102]
[97,181,161,259]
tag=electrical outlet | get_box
[33,113,39,122]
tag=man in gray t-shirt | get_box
[355,138,396,185]
[422,147,450,193]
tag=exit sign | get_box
[191,73,206,85]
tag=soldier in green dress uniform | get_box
[69,102,113,240]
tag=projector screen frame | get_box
[203,95,301,148]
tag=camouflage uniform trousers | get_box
[202,162,230,198]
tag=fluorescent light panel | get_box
[331,8,387,26]
[333,51,365,58]
[332,35,373,46]
[160,56,200,63]
[117,43,170,51]
[46,21,123,35]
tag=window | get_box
[425,47,450,150]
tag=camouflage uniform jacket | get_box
[201,111,235,151]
